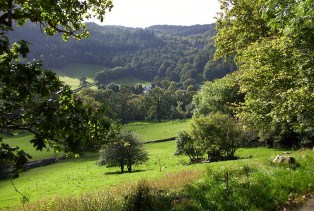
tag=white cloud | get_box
[99,0,220,28]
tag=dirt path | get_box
[296,197,314,211]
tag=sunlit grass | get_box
[58,76,81,89]
[54,63,106,80]
[122,119,191,142]
[52,63,151,89]
[0,144,298,210]
[2,120,312,210]
[0,141,189,209]
[2,134,60,161]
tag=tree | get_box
[143,87,165,122]
[0,0,113,176]
[0,0,113,40]
[203,58,236,81]
[193,73,243,117]
[106,82,120,92]
[98,131,148,172]
[79,76,88,87]
[175,131,202,163]
[110,86,132,124]
[215,0,314,147]
[191,113,243,161]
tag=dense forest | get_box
[9,22,236,85]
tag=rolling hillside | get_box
[9,22,236,88]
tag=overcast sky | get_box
[100,0,220,28]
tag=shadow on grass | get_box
[104,169,147,175]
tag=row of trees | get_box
[79,82,197,124]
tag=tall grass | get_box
[20,170,203,211]
[177,150,314,210]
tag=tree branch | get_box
[11,177,29,208]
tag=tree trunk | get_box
[120,164,124,173]
[127,164,132,172]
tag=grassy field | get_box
[1,120,313,210]
[53,63,106,80]
[52,63,151,89]
[2,119,190,161]
[122,120,191,142]
[52,63,105,89]
[0,141,189,209]
[2,134,61,161]
[0,142,296,210]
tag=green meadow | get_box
[1,120,313,210]
[1,143,297,210]
[2,134,60,161]
[122,120,191,142]
[52,63,151,90]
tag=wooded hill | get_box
[9,22,235,85]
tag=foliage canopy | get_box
[0,0,113,177]
[215,0,314,147]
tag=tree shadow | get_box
[104,169,147,175]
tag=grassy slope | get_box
[52,63,151,89]
[0,141,188,209]
[2,120,312,209]
[122,120,191,142]
[0,144,294,209]
[0,120,190,208]
[2,134,60,161]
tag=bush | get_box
[191,113,244,161]
[175,131,203,163]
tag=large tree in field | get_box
[215,0,314,147]
[0,0,113,177]
[98,131,148,173]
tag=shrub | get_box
[175,131,203,163]
[191,113,244,161]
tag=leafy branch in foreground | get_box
[0,0,114,177]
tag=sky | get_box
[99,0,220,28]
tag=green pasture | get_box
[0,141,294,210]
[2,120,190,162]
[53,63,104,89]
[52,63,151,89]
[58,76,81,90]
[1,120,312,210]
[54,63,106,80]
[111,76,151,87]
[122,120,191,142]
[2,134,61,161]
[0,141,188,209]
